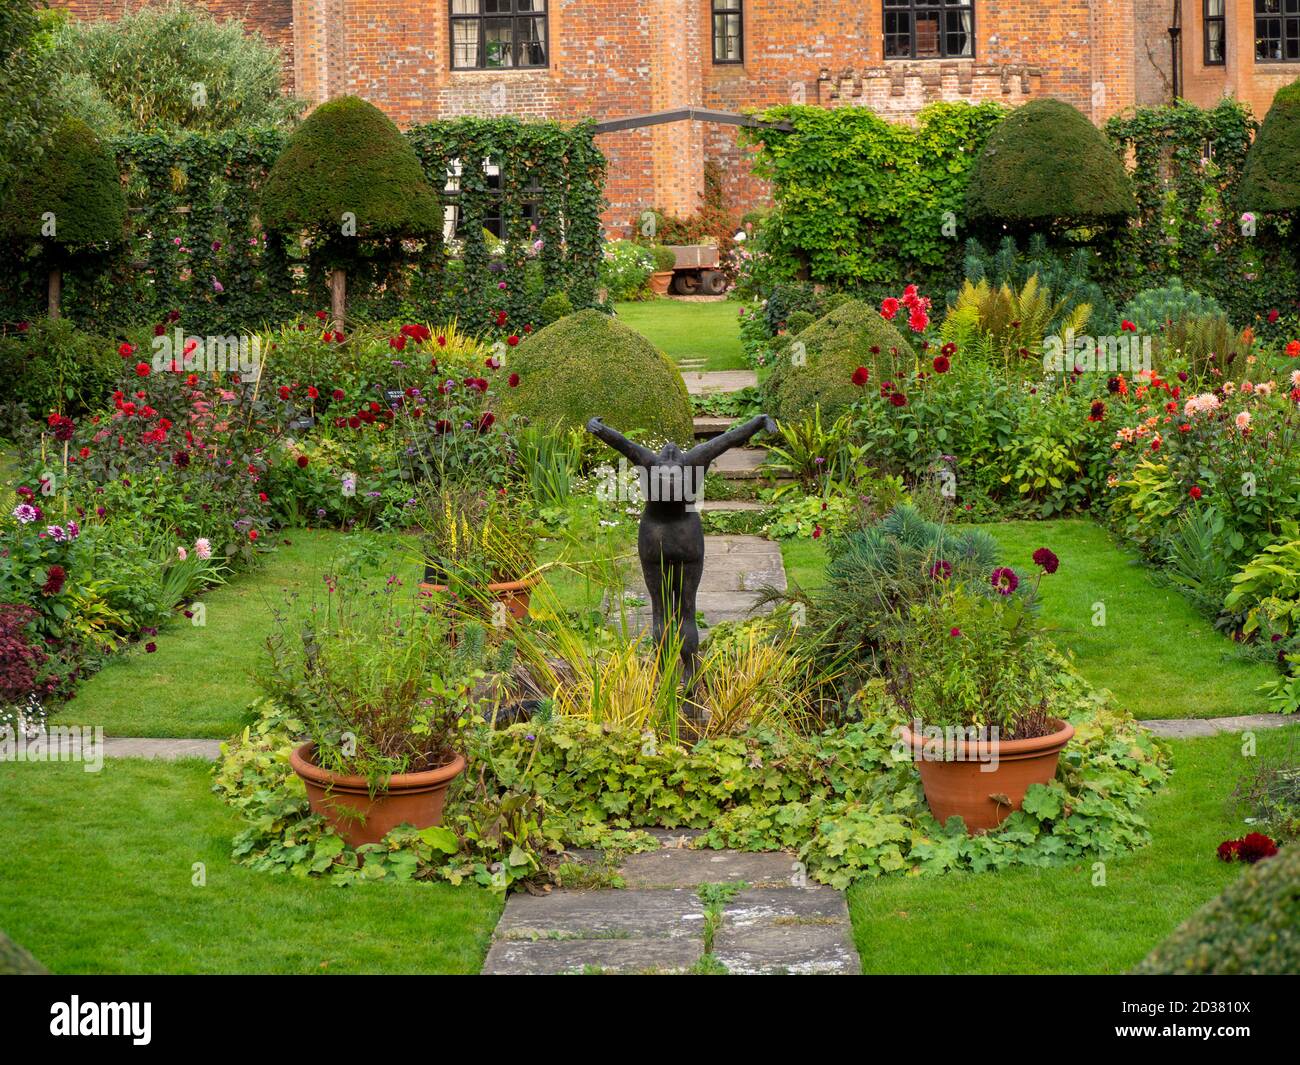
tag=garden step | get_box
[1141,714,1295,739]
[618,849,801,889]
[102,737,223,760]
[693,415,735,437]
[697,499,765,512]
[682,369,758,396]
[711,447,769,479]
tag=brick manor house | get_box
[54,2,1300,229]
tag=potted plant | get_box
[890,554,1073,833]
[417,480,537,620]
[262,582,473,847]
[648,244,677,296]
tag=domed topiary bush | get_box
[0,117,127,318]
[1239,80,1300,213]
[501,309,693,445]
[764,299,914,422]
[260,96,441,328]
[966,98,1136,232]
[1133,843,1297,974]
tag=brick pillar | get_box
[293,0,347,106]
[648,0,705,219]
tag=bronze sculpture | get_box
[586,414,775,682]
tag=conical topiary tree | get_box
[1239,79,1300,213]
[0,117,126,318]
[966,98,1136,234]
[260,96,442,330]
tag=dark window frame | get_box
[449,0,549,72]
[882,0,976,61]
[712,0,744,64]
[1255,0,1300,63]
[1204,0,1226,65]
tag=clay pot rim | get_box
[290,742,466,793]
[899,718,1074,759]
[419,575,536,594]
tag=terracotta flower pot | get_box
[649,270,674,296]
[420,574,534,621]
[290,743,466,848]
[898,718,1074,834]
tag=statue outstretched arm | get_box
[586,416,658,467]
[683,414,777,466]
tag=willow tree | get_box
[0,117,126,318]
[260,96,441,330]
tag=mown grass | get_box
[847,726,1298,974]
[0,758,501,974]
[615,299,746,371]
[980,519,1277,720]
[60,529,423,739]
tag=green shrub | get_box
[500,309,693,445]
[765,298,914,422]
[0,930,45,975]
[0,318,115,420]
[599,240,655,300]
[1122,278,1224,333]
[650,244,677,272]
[46,1,304,135]
[539,290,574,324]
[261,96,441,257]
[784,310,815,335]
[1134,844,1298,974]
[1238,79,1300,213]
[966,98,1136,230]
[0,116,126,251]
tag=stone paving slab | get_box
[693,415,736,436]
[714,888,859,975]
[494,888,704,940]
[481,937,701,976]
[1142,714,1295,739]
[619,849,802,889]
[102,738,223,760]
[697,499,765,512]
[711,448,769,478]
[683,370,758,396]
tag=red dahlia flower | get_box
[851,366,870,387]
[1032,547,1060,574]
[932,355,950,374]
[990,567,1019,595]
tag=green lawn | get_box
[615,299,746,371]
[848,726,1299,973]
[980,519,1277,720]
[0,758,501,974]
[779,538,830,592]
[62,529,423,739]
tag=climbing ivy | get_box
[0,118,605,333]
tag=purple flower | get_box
[990,567,1019,596]
[12,504,37,524]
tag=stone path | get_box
[620,533,787,630]
[683,369,757,396]
[482,831,860,975]
[1142,714,1296,739]
[102,737,222,760]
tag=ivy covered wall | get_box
[0,117,605,334]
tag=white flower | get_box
[12,504,36,524]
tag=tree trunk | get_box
[48,266,61,320]
[329,268,346,334]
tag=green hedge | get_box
[501,309,693,446]
[1134,845,1298,974]
[0,116,605,333]
[1239,80,1300,213]
[967,98,1135,230]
